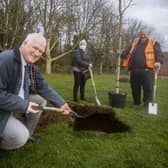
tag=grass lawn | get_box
[1,73,168,168]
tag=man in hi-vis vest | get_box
[121,28,163,108]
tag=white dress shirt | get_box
[18,50,27,99]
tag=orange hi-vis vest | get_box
[122,39,156,68]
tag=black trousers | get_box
[73,71,87,101]
[130,69,154,107]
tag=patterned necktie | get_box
[23,65,30,100]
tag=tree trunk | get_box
[46,38,52,74]
[115,0,123,94]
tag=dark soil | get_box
[38,102,131,133]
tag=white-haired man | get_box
[0,33,71,150]
[121,28,163,108]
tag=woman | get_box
[72,39,92,102]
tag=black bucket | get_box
[108,91,127,108]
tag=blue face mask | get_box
[79,45,86,51]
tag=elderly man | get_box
[121,28,163,108]
[0,33,71,150]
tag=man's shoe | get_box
[29,135,44,143]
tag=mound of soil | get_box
[38,102,131,133]
[37,110,68,129]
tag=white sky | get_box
[112,0,168,51]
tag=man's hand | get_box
[60,103,72,115]
[116,49,122,55]
[88,64,92,68]
[153,62,161,73]
[26,102,40,114]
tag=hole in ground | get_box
[38,102,131,133]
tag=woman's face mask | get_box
[79,45,86,51]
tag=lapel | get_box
[13,48,22,94]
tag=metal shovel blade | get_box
[96,97,101,106]
[70,110,96,119]
[148,102,158,115]
[34,105,94,119]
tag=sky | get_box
[112,0,168,51]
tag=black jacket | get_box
[72,48,92,71]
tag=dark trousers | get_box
[130,69,154,107]
[73,71,87,101]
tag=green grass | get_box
[1,73,168,168]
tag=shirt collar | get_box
[19,48,27,66]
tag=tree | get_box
[41,0,106,74]
[115,0,134,93]
[0,0,27,49]
[123,18,144,48]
